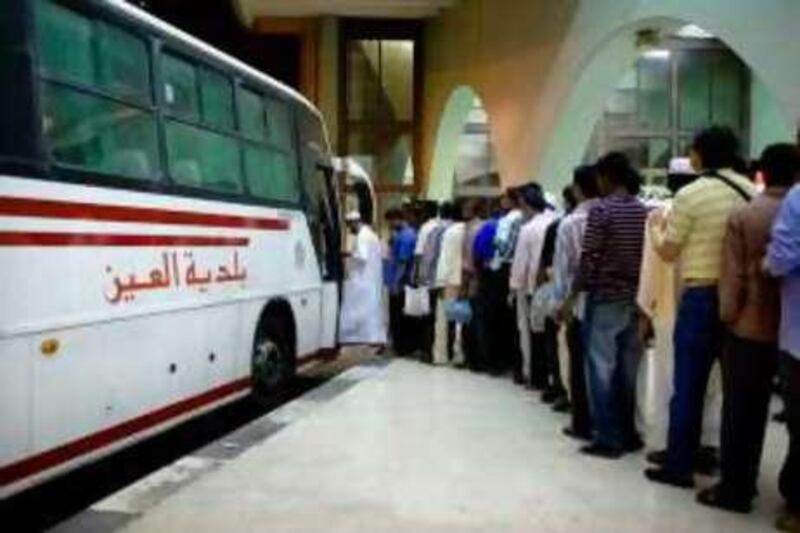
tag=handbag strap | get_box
[705,170,753,202]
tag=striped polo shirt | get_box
[666,169,757,282]
[576,192,648,301]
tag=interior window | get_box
[238,87,267,141]
[244,144,300,203]
[162,54,199,120]
[165,120,242,193]
[200,69,234,131]
[41,83,159,180]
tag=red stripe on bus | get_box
[0,196,290,230]
[0,232,249,247]
[0,377,252,487]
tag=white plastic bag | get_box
[403,286,431,317]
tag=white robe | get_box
[339,225,387,345]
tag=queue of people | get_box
[375,125,800,531]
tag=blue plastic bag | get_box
[445,299,472,324]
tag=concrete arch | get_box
[426,85,483,200]
[533,0,800,190]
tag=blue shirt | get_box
[768,184,800,359]
[473,217,499,268]
[385,224,417,293]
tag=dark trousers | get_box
[530,332,548,389]
[418,289,440,362]
[567,318,591,435]
[666,287,722,475]
[389,292,414,356]
[462,297,480,370]
[544,318,566,394]
[478,266,515,373]
[780,352,800,512]
[718,332,778,501]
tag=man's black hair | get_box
[573,165,600,198]
[759,143,800,188]
[384,207,403,221]
[595,152,641,193]
[691,126,741,171]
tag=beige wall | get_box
[421,0,800,195]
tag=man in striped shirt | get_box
[645,126,757,488]
[575,152,647,458]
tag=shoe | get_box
[776,511,800,532]
[541,388,559,404]
[551,396,571,413]
[644,467,694,488]
[696,485,751,514]
[646,448,718,474]
[625,434,644,453]
[580,443,623,459]
[563,427,591,441]
[647,449,667,466]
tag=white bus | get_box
[0,0,343,497]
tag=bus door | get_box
[299,122,341,350]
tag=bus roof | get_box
[105,0,321,119]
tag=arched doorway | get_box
[533,2,800,191]
[427,86,499,200]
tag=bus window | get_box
[165,121,243,193]
[36,0,158,180]
[199,69,235,131]
[238,87,267,141]
[162,54,200,121]
[243,145,300,203]
[266,98,293,150]
[37,0,151,105]
[42,84,159,180]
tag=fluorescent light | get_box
[642,49,671,60]
[675,24,715,39]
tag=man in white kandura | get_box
[339,210,387,347]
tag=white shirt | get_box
[339,225,386,345]
[415,218,439,256]
[435,222,466,289]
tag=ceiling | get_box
[234,0,457,23]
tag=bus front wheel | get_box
[251,312,295,402]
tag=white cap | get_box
[669,157,695,175]
[345,210,361,222]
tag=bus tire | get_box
[251,304,296,403]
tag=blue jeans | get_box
[584,297,642,450]
[666,287,722,475]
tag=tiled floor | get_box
[118,360,786,532]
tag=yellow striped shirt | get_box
[666,170,757,281]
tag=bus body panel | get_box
[0,175,328,493]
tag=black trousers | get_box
[418,289,440,363]
[389,292,414,356]
[780,352,800,512]
[462,297,479,370]
[718,333,778,500]
[477,267,515,373]
[544,318,566,394]
[567,318,591,435]
[530,332,548,389]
